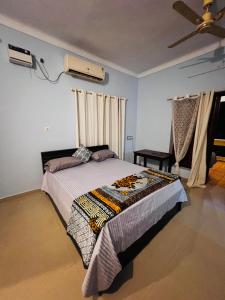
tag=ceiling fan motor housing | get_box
[198,11,214,33]
[202,11,213,22]
[203,0,213,8]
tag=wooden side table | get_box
[134,149,172,172]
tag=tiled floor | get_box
[0,181,224,300]
[209,161,225,188]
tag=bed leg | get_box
[177,202,182,211]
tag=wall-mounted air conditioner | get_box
[64,54,105,82]
[8,44,33,68]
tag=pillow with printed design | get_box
[72,145,92,163]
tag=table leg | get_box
[159,160,163,171]
[144,157,147,167]
[134,154,137,165]
[168,158,172,173]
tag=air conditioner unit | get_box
[64,54,105,82]
[8,44,33,68]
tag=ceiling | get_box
[0,0,225,75]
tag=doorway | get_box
[207,92,225,187]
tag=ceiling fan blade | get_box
[168,30,199,48]
[214,6,225,21]
[207,24,225,38]
[173,1,203,25]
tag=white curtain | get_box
[187,91,214,188]
[74,89,126,160]
[172,97,200,174]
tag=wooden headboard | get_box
[41,145,109,173]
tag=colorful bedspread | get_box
[67,168,178,267]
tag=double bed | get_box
[41,145,187,297]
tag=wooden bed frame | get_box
[41,145,109,173]
[41,145,182,273]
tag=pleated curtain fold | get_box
[172,97,200,174]
[74,89,126,160]
[187,91,214,187]
[171,90,214,187]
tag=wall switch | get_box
[127,136,133,140]
[44,126,50,132]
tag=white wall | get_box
[0,25,138,198]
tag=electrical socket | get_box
[127,136,133,140]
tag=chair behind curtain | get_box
[74,89,126,159]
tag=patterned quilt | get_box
[67,168,178,267]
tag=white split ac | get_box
[64,54,105,82]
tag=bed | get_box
[41,145,187,296]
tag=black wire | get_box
[41,62,50,78]
[33,68,48,81]
[34,57,65,83]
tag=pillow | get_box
[72,145,92,163]
[91,149,117,162]
[45,157,82,173]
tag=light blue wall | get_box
[2,24,225,198]
[136,48,225,155]
[0,25,138,198]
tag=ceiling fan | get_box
[168,0,225,48]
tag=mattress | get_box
[41,158,187,296]
[42,158,146,222]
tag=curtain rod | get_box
[71,89,106,97]
[71,88,103,96]
[71,88,127,100]
[167,94,200,101]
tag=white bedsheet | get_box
[42,158,146,223]
[41,158,187,296]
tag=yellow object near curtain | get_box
[187,91,214,188]
[74,89,126,160]
[214,139,225,147]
